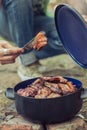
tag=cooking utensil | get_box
[55,4,87,68]
[5,77,87,124]
[23,38,35,50]
[23,31,46,50]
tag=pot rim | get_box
[14,76,83,100]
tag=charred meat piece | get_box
[47,93,61,98]
[66,81,77,92]
[17,89,30,97]
[17,85,38,97]
[33,31,47,50]
[41,76,67,83]
[58,82,76,95]
[24,86,37,97]
[31,78,41,85]
[44,81,62,94]
[35,86,52,98]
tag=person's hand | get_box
[0,40,24,64]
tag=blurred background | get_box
[46,0,87,20]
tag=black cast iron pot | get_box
[5,77,87,124]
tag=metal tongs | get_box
[23,31,47,50]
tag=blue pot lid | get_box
[55,4,87,68]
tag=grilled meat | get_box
[17,76,77,98]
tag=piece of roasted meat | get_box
[17,76,77,98]
[33,31,47,50]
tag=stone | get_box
[0,125,32,130]
[0,114,42,130]
[47,118,87,130]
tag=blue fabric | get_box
[0,0,66,65]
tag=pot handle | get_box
[5,88,15,100]
[81,88,87,100]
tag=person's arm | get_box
[0,40,24,64]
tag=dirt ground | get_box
[0,54,87,113]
